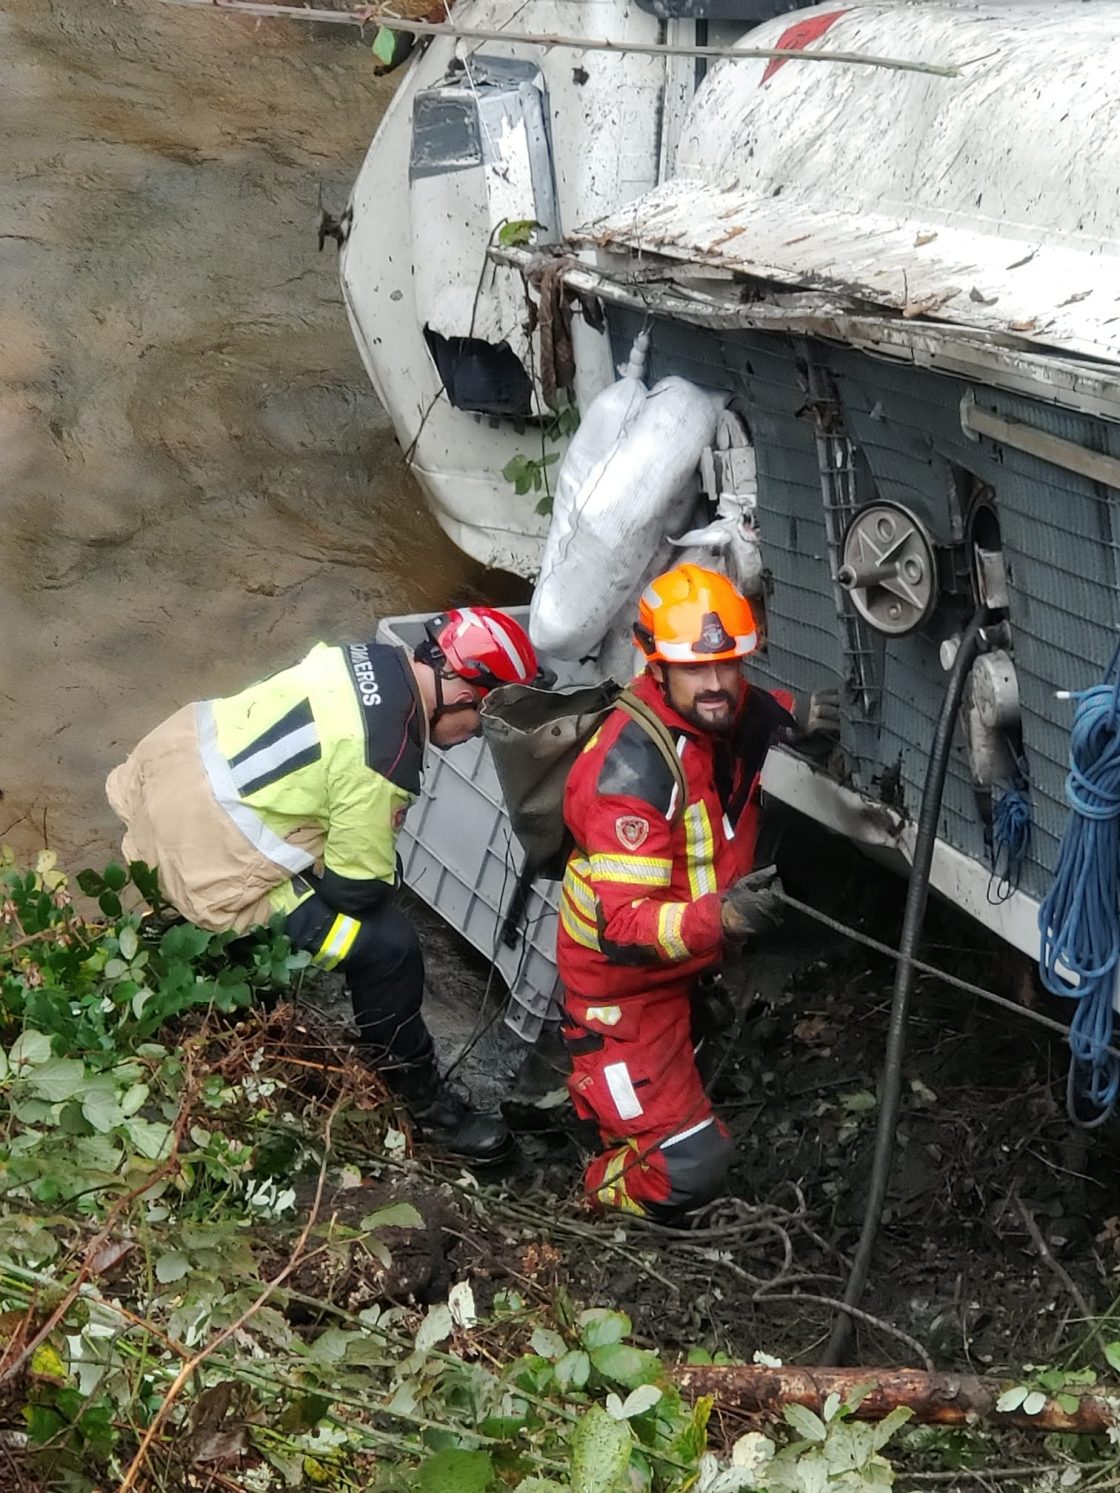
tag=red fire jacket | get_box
[557,670,795,998]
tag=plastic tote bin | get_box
[375,610,592,1042]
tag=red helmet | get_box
[422,607,542,693]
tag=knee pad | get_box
[659,1118,733,1213]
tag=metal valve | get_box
[839,502,937,636]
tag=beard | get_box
[678,690,737,732]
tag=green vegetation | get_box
[5,851,1120,1491]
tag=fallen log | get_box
[670,1364,1120,1434]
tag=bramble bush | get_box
[0,851,918,1491]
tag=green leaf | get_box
[589,1342,660,1390]
[25,1404,64,1445]
[513,1356,555,1396]
[579,1308,631,1349]
[554,1349,591,1391]
[160,923,211,961]
[102,862,128,892]
[25,1057,86,1103]
[418,1451,492,1493]
[497,218,539,248]
[619,1385,662,1418]
[995,1385,1029,1412]
[783,1402,827,1442]
[155,1250,190,1284]
[82,1082,124,1133]
[125,1117,172,1159]
[417,1448,494,1493]
[530,1326,568,1361]
[871,1405,913,1448]
[360,1202,424,1231]
[120,1082,150,1117]
[98,890,122,919]
[30,1343,67,1383]
[415,1302,454,1354]
[76,869,104,897]
[371,24,399,65]
[1057,1393,1081,1415]
[1105,1341,1120,1374]
[839,1089,877,1114]
[570,1404,632,1493]
[119,925,139,961]
[9,1030,52,1069]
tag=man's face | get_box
[655,659,744,732]
[430,678,485,748]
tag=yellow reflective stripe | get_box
[569,855,593,879]
[560,898,601,952]
[581,728,603,754]
[656,902,690,962]
[314,913,361,970]
[562,869,599,923]
[593,1145,647,1216]
[588,853,672,886]
[684,801,717,900]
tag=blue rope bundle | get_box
[1038,651,1120,1126]
[988,783,1031,904]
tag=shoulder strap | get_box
[616,690,688,823]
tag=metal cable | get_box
[774,889,1120,1061]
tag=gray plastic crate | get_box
[376,610,592,1042]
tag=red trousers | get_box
[562,979,732,1220]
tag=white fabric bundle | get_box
[531,366,729,660]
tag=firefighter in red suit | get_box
[557,564,836,1220]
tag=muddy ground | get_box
[366,828,1120,1391]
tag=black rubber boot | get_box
[393,1058,514,1165]
[501,1023,572,1131]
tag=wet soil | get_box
[0,0,523,872]
[293,830,1120,1388]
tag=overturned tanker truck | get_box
[341,2,1120,1072]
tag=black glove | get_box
[794,686,841,739]
[721,865,784,941]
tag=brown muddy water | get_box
[1,0,520,871]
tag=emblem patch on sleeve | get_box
[615,815,650,850]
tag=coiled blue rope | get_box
[988,781,1031,904]
[1038,645,1120,1126]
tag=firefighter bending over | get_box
[557,564,838,1220]
[107,608,544,1163]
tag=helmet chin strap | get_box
[429,667,481,732]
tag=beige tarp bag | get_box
[106,704,323,932]
[481,682,686,881]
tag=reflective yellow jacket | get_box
[107,641,427,931]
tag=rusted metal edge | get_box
[490,244,1120,424]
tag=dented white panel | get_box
[582,2,1120,364]
[342,0,668,572]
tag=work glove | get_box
[794,686,841,739]
[720,865,784,941]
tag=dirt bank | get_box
[0,0,523,870]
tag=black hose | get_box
[823,608,986,1365]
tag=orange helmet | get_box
[634,564,758,664]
